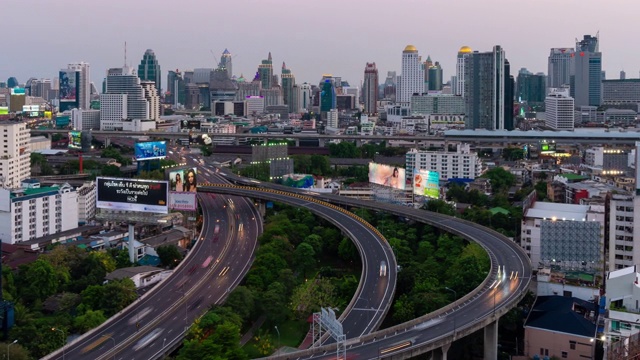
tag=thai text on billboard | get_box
[135,141,167,161]
[96,177,168,214]
[68,131,82,150]
[59,70,77,101]
[413,169,440,199]
[368,163,406,190]
[169,168,197,192]
[169,192,197,211]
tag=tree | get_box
[337,238,358,262]
[20,259,62,304]
[101,165,121,177]
[481,167,516,194]
[1,342,29,360]
[293,242,316,278]
[73,309,107,332]
[224,286,255,322]
[157,244,183,268]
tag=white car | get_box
[127,306,154,325]
[133,328,164,351]
[380,261,387,277]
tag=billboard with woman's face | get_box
[169,168,197,192]
[368,163,406,190]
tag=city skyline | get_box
[2,0,640,89]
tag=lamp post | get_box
[274,326,281,355]
[445,287,457,336]
[101,335,115,360]
[7,340,17,360]
[51,328,65,360]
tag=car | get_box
[380,261,387,277]
[132,328,164,351]
[214,224,220,234]
[128,306,154,325]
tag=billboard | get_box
[59,70,78,101]
[68,131,82,149]
[10,88,25,95]
[135,141,167,161]
[169,168,197,192]
[413,169,440,199]
[169,192,197,211]
[96,177,169,214]
[368,163,406,190]
[0,107,8,115]
[282,174,314,188]
[180,119,202,130]
[539,141,557,154]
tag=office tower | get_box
[167,70,185,107]
[138,49,161,95]
[544,89,574,130]
[505,60,515,127]
[6,77,18,89]
[383,71,397,101]
[464,45,513,130]
[424,56,433,91]
[258,53,274,89]
[209,68,237,104]
[0,121,30,189]
[455,46,472,96]
[547,48,574,89]
[67,62,90,109]
[516,69,546,103]
[30,79,53,101]
[59,69,80,111]
[281,62,296,113]
[141,81,160,120]
[298,82,312,111]
[219,49,232,79]
[320,75,336,112]
[396,45,424,106]
[570,34,602,107]
[428,61,443,91]
[363,62,379,115]
[620,70,626,80]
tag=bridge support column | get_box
[256,201,266,217]
[295,139,300,147]
[355,139,363,147]
[318,138,326,147]
[234,138,240,146]
[484,320,498,360]
[430,343,450,360]
[128,223,136,264]
[263,137,269,145]
[105,137,110,147]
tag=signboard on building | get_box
[134,141,167,161]
[169,191,197,211]
[413,169,440,199]
[68,131,82,149]
[368,162,406,190]
[168,168,197,192]
[96,177,168,214]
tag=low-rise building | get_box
[603,266,640,358]
[405,143,484,183]
[105,266,172,289]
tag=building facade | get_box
[67,62,91,109]
[547,48,574,89]
[405,143,483,182]
[363,62,379,115]
[100,66,158,130]
[71,109,100,130]
[411,93,465,115]
[602,79,640,105]
[545,90,575,130]
[281,62,295,114]
[0,121,30,189]
[138,49,161,95]
[76,181,96,224]
[455,46,472,96]
[571,34,602,107]
[257,53,274,90]
[396,45,424,106]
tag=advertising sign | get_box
[135,141,167,161]
[0,107,8,115]
[168,168,197,192]
[169,192,198,211]
[539,141,556,154]
[368,163,406,190]
[59,70,78,101]
[68,131,82,149]
[413,169,440,199]
[180,119,202,130]
[10,88,25,95]
[96,177,168,214]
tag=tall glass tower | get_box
[138,49,161,95]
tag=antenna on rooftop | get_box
[124,41,128,67]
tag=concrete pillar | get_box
[318,138,326,147]
[105,137,110,147]
[263,137,269,145]
[257,201,266,217]
[355,139,363,147]
[234,138,240,146]
[295,138,300,147]
[484,320,498,360]
[430,343,451,360]
[128,223,136,264]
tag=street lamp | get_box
[51,328,65,360]
[274,326,281,355]
[7,340,17,360]
[101,335,115,360]
[445,287,457,336]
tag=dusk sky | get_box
[2,0,639,89]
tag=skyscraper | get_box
[258,53,273,90]
[464,46,513,130]
[570,34,602,107]
[281,62,296,113]
[455,46,472,96]
[516,68,546,103]
[547,48,574,89]
[396,45,424,106]
[428,62,443,91]
[219,49,232,79]
[167,70,185,107]
[545,90,575,130]
[363,62,379,115]
[59,69,80,112]
[138,49,161,95]
[67,62,91,109]
[320,75,336,113]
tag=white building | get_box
[545,90,575,130]
[29,136,51,152]
[603,266,640,358]
[76,181,96,224]
[405,143,483,182]
[71,108,100,130]
[68,62,91,109]
[100,66,157,131]
[455,46,472,96]
[327,109,339,129]
[0,183,78,244]
[396,45,425,106]
[0,121,31,189]
[608,194,639,271]
[521,202,603,270]
[99,94,127,130]
[245,96,265,115]
[141,81,160,121]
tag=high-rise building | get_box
[30,79,53,101]
[464,46,513,130]
[296,82,312,112]
[138,49,161,95]
[547,48,574,89]
[59,69,79,111]
[516,68,546,103]
[396,45,425,106]
[320,75,336,113]
[455,46,472,96]
[167,70,185,107]
[219,49,232,79]
[363,62,379,115]
[281,62,296,113]
[602,79,640,105]
[6,77,18,89]
[0,121,30,189]
[209,68,237,104]
[258,53,274,90]
[428,62,443,91]
[67,62,91,109]
[544,89,574,130]
[424,56,433,92]
[570,34,602,107]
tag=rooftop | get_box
[444,128,640,139]
[525,295,598,337]
[525,201,589,221]
[105,266,164,281]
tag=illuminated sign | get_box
[413,169,440,199]
[96,177,169,214]
[134,141,167,161]
[368,163,406,190]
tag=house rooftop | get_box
[525,201,589,221]
[105,266,164,281]
[525,295,597,338]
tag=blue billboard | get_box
[135,141,167,161]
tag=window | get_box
[562,352,568,358]
[570,341,576,350]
